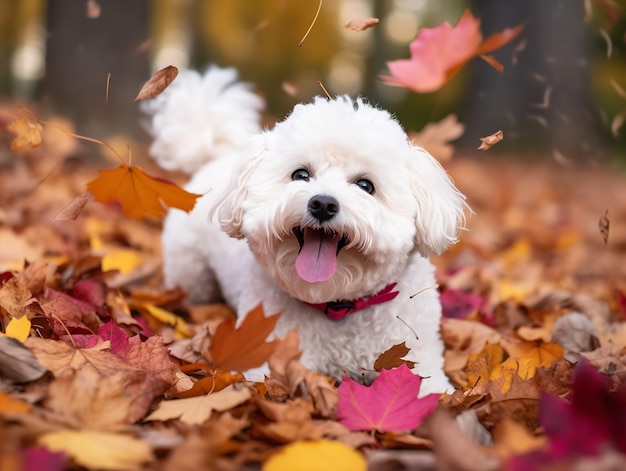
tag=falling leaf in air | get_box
[209,305,280,372]
[410,114,465,162]
[477,130,504,150]
[86,0,101,18]
[374,342,416,371]
[52,192,92,222]
[86,164,200,219]
[7,117,43,149]
[134,65,179,102]
[599,208,609,245]
[336,363,439,432]
[344,18,379,32]
[382,10,524,93]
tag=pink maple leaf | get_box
[382,10,524,94]
[336,363,439,432]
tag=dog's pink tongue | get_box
[295,229,340,283]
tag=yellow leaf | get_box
[492,357,518,394]
[7,117,43,149]
[38,430,152,470]
[502,340,563,379]
[101,249,142,275]
[141,303,192,339]
[145,384,252,425]
[87,164,200,219]
[5,315,31,342]
[263,440,366,471]
[465,343,504,390]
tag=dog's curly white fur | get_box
[144,67,467,396]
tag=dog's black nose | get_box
[308,195,339,222]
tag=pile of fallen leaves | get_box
[1,106,626,471]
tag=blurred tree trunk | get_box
[38,0,149,140]
[459,0,608,161]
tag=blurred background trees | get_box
[0,0,624,162]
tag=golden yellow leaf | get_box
[5,315,31,342]
[501,339,563,379]
[466,343,504,390]
[263,440,366,471]
[101,249,143,275]
[7,117,43,149]
[140,303,192,339]
[38,430,152,470]
[86,164,200,219]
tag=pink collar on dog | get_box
[304,283,400,321]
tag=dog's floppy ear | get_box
[215,134,268,239]
[408,146,467,257]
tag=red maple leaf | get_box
[382,10,524,94]
[336,363,439,432]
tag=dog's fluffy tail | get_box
[141,66,264,174]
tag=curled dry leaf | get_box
[477,130,504,150]
[344,18,380,32]
[134,65,179,102]
[599,208,610,245]
[410,114,465,162]
[53,192,92,222]
[374,342,416,371]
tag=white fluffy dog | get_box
[143,67,466,396]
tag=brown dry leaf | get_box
[599,208,610,245]
[374,342,416,371]
[209,304,280,372]
[477,130,504,150]
[145,384,253,425]
[53,192,92,222]
[87,164,200,219]
[580,344,626,371]
[410,114,465,162]
[17,260,48,296]
[174,368,245,398]
[344,18,380,32]
[134,65,179,102]
[7,117,43,149]
[442,318,503,373]
[44,367,147,430]
[0,276,37,319]
[118,335,178,387]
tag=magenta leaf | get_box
[336,363,439,432]
[439,287,487,319]
[22,446,66,471]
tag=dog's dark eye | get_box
[355,179,375,194]
[291,169,310,182]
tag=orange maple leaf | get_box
[209,305,280,373]
[7,117,43,149]
[86,164,200,219]
[383,10,524,93]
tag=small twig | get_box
[396,315,419,341]
[41,120,129,167]
[410,284,439,299]
[102,72,111,119]
[316,80,332,100]
[299,0,322,47]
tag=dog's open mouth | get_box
[293,227,348,283]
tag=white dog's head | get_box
[217,96,466,304]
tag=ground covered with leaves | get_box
[1,118,626,471]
